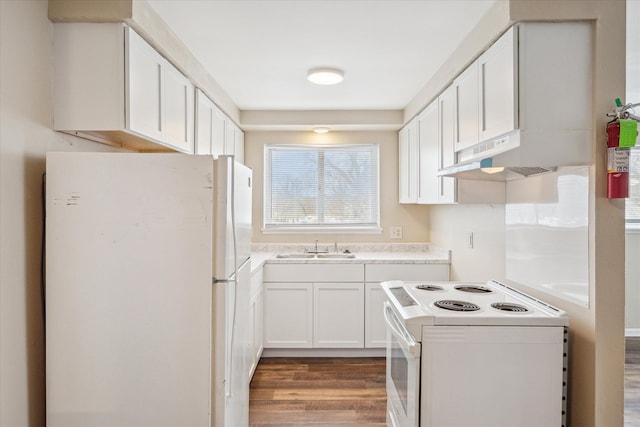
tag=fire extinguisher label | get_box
[607,147,630,172]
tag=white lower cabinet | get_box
[364,263,451,348]
[263,264,364,349]
[364,283,388,348]
[263,283,313,348]
[263,262,450,350]
[248,267,264,378]
[313,283,364,348]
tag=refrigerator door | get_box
[46,153,213,427]
[212,156,252,282]
[211,155,252,427]
[212,258,252,427]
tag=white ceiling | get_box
[146,0,497,111]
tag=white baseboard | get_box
[625,328,640,337]
[262,348,386,358]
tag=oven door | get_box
[384,301,421,427]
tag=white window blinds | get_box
[264,144,380,231]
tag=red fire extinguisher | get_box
[606,99,639,199]
[607,120,629,199]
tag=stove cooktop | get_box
[382,279,568,332]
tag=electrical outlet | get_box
[390,226,403,239]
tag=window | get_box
[626,148,640,228]
[263,144,380,232]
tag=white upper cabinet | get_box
[233,125,245,164]
[54,23,194,153]
[195,89,226,156]
[127,30,164,142]
[398,120,419,204]
[437,85,457,203]
[453,62,480,152]
[224,121,245,163]
[414,85,457,205]
[453,26,515,153]
[478,26,517,143]
[417,101,439,204]
[195,89,244,163]
[162,60,195,153]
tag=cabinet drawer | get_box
[365,263,449,282]
[264,263,364,283]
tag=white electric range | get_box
[381,280,568,427]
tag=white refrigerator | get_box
[45,152,252,427]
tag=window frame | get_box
[262,144,382,234]
[626,147,640,232]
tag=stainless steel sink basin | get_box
[275,253,316,259]
[316,253,356,259]
[275,253,355,259]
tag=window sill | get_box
[262,226,383,235]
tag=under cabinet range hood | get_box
[436,21,593,182]
[437,129,590,182]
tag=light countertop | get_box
[250,243,450,272]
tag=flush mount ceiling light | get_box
[313,127,330,134]
[307,67,344,85]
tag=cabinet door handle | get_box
[481,62,487,133]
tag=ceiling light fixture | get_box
[313,127,330,134]
[307,67,344,85]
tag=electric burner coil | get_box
[491,302,531,313]
[434,300,481,312]
[454,285,493,294]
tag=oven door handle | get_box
[384,301,421,358]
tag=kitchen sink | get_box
[275,253,356,259]
[275,253,316,259]
[316,253,356,259]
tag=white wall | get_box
[244,130,431,244]
[429,204,505,281]
[0,1,123,425]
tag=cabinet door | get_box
[126,28,163,142]
[195,89,213,155]
[399,120,418,204]
[438,85,457,203]
[234,126,245,164]
[224,120,236,156]
[163,61,194,153]
[195,91,227,157]
[263,283,312,348]
[365,283,387,348]
[313,283,364,348]
[249,287,263,378]
[479,27,517,142]
[454,62,479,152]
[254,288,263,362]
[417,101,439,204]
[211,108,226,156]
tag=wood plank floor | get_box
[249,340,639,427]
[626,337,640,427]
[249,357,386,426]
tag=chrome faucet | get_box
[304,239,328,254]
